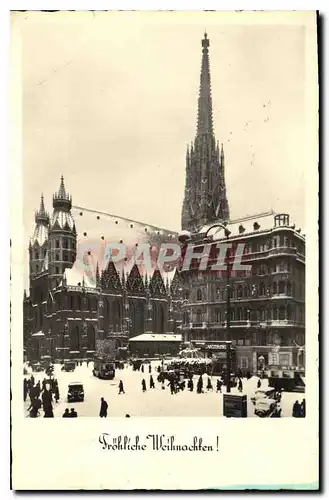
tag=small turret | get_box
[52,175,72,211]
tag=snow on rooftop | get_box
[129,333,182,342]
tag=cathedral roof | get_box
[50,210,75,231]
[31,224,48,247]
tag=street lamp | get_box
[204,223,232,392]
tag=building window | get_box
[279,261,286,272]
[215,287,221,300]
[55,267,59,275]
[55,254,60,261]
[215,309,221,323]
[259,282,265,296]
[279,281,285,294]
[35,252,39,260]
[237,285,243,298]
[273,282,277,295]
[273,308,278,320]
[55,239,60,248]
[196,289,202,301]
[279,306,285,320]
[240,356,248,369]
[63,238,68,249]
[287,281,292,295]
[196,310,202,323]
[260,309,266,321]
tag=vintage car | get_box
[61,362,76,372]
[254,398,281,418]
[251,387,277,405]
[67,382,84,403]
[93,359,115,380]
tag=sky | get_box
[15,11,315,282]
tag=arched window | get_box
[279,306,285,320]
[87,324,95,351]
[55,239,60,248]
[279,281,285,294]
[215,309,221,323]
[244,286,249,298]
[237,285,243,298]
[70,326,80,352]
[230,309,235,322]
[35,252,39,260]
[55,253,60,261]
[196,310,202,323]
[76,295,82,310]
[259,282,265,296]
[63,238,68,249]
[236,308,241,321]
[196,289,202,301]
[69,295,74,310]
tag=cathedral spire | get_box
[196,33,213,137]
[35,194,49,226]
[181,33,230,231]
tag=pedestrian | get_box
[62,408,70,418]
[216,379,222,393]
[43,403,54,418]
[157,365,161,373]
[292,400,301,417]
[161,381,165,390]
[257,378,262,389]
[197,376,203,394]
[168,380,175,395]
[30,375,35,387]
[141,365,144,373]
[150,375,155,389]
[99,397,108,417]
[70,408,78,417]
[206,377,213,391]
[238,378,243,393]
[141,379,147,392]
[149,364,151,374]
[300,398,306,417]
[118,380,125,394]
[23,379,28,402]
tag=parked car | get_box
[67,382,84,403]
[61,362,76,372]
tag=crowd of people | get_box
[292,398,306,417]
[23,359,305,419]
[24,374,60,418]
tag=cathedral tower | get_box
[48,176,76,290]
[181,33,230,231]
[29,194,49,283]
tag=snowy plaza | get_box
[23,360,302,418]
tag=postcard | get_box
[10,10,319,490]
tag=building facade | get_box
[178,34,305,373]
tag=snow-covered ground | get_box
[23,361,302,418]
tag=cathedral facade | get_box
[23,178,183,362]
